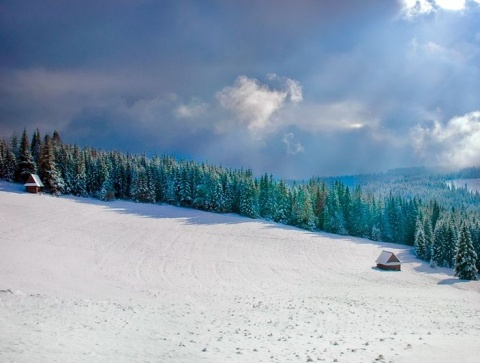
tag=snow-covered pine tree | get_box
[312,182,327,231]
[71,146,88,197]
[414,217,427,260]
[0,138,9,180]
[454,223,478,280]
[444,217,458,268]
[2,140,17,181]
[273,179,291,224]
[259,174,277,220]
[99,172,115,201]
[16,129,36,182]
[349,185,367,237]
[291,185,315,231]
[423,216,434,261]
[324,186,347,235]
[239,172,258,218]
[54,143,73,194]
[130,166,155,203]
[369,198,384,241]
[432,218,446,267]
[39,134,63,195]
[30,128,42,167]
[471,220,480,272]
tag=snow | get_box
[1,181,479,363]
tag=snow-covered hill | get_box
[1,181,479,363]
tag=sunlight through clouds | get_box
[435,0,466,10]
[400,0,478,18]
[217,75,302,138]
[411,111,480,167]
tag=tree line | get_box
[1,129,478,279]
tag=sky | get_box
[1,0,480,179]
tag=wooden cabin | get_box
[375,250,401,271]
[24,174,44,194]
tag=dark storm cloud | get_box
[1,0,479,178]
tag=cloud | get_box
[283,101,379,134]
[399,0,480,18]
[400,0,435,19]
[267,73,303,103]
[410,111,480,167]
[436,0,466,10]
[282,133,305,155]
[216,75,302,138]
[175,99,208,119]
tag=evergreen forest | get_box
[1,129,479,279]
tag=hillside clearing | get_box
[1,182,479,363]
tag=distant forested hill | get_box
[1,129,479,279]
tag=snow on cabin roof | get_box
[375,250,401,265]
[24,174,44,187]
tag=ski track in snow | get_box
[0,181,479,363]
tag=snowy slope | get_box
[1,181,479,363]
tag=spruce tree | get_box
[16,129,36,182]
[432,219,447,267]
[99,172,115,201]
[39,134,63,195]
[423,217,434,261]
[2,141,17,181]
[30,128,42,167]
[239,173,258,218]
[0,139,7,179]
[454,224,478,280]
[445,218,458,268]
[414,217,427,260]
[273,180,291,224]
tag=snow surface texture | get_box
[1,181,479,363]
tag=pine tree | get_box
[454,224,478,280]
[39,134,63,195]
[16,129,36,182]
[259,174,276,220]
[30,128,42,167]
[273,180,291,224]
[130,166,155,203]
[291,185,315,231]
[1,140,17,181]
[444,217,458,268]
[99,172,115,201]
[71,146,88,197]
[414,217,427,260]
[312,182,327,230]
[239,172,258,218]
[471,221,480,272]
[423,217,434,261]
[0,138,8,180]
[432,219,447,267]
[324,186,347,235]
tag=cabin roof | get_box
[24,174,44,187]
[375,250,401,265]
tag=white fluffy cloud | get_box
[410,111,480,167]
[217,75,302,137]
[401,0,435,18]
[400,0,479,18]
[436,0,466,10]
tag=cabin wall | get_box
[377,263,401,271]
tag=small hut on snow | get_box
[24,174,44,194]
[375,250,401,271]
